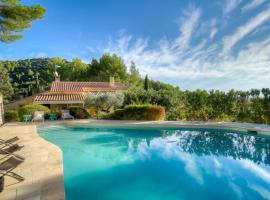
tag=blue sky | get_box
[1,0,270,91]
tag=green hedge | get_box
[4,110,19,122]
[69,106,90,119]
[109,104,165,120]
[18,104,51,121]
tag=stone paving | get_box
[0,124,65,200]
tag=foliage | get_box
[124,81,185,121]
[84,93,124,113]
[60,58,88,81]
[144,75,149,91]
[128,62,141,84]
[18,104,50,121]
[0,63,13,103]
[89,54,128,82]
[109,104,165,121]
[1,58,53,100]
[124,77,270,124]
[2,53,270,124]
[0,0,45,43]
[69,106,89,119]
[4,110,19,122]
[1,54,131,102]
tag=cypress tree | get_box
[144,75,149,91]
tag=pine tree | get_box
[0,0,45,43]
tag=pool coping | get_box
[37,119,270,135]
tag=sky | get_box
[1,0,270,91]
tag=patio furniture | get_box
[0,137,19,146]
[23,115,32,122]
[61,110,74,120]
[49,113,58,121]
[0,143,24,158]
[0,156,25,182]
[32,111,45,122]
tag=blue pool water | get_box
[38,126,270,200]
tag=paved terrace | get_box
[0,120,270,200]
[0,124,64,200]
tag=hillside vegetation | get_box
[1,54,270,123]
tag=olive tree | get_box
[84,93,124,113]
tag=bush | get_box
[109,104,165,120]
[4,110,19,122]
[18,104,50,121]
[69,107,89,119]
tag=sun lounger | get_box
[32,111,45,122]
[61,110,74,120]
[0,137,19,146]
[0,156,25,181]
[0,143,24,158]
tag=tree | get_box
[67,58,88,81]
[144,75,149,91]
[129,62,140,83]
[89,53,128,82]
[0,0,45,43]
[84,93,124,113]
[0,64,14,103]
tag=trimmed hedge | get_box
[109,104,165,120]
[18,104,51,121]
[4,110,19,122]
[69,106,89,119]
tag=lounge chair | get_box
[61,110,74,120]
[0,144,24,159]
[32,111,45,122]
[0,137,19,146]
[0,156,25,181]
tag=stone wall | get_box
[4,95,36,110]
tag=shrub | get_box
[4,110,19,122]
[18,104,50,121]
[109,104,165,120]
[69,107,89,119]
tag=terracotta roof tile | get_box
[51,81,127,92]
[34,93,84,103]
[34,81,128,104]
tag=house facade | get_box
[34,77,127,110]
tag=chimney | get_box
[109,76,115,87]
[54,71,60,82]
[55,76,60,82]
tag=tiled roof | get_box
[34,81,127,104]
[51,81,127,92]
[34,93,84,103]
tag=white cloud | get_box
[222,7,270,54]
[249,184,270,199]
[242,0,267,13]
[97,4,270,90]
[175,6,201,47]
[240,159,270,184]
[223,0,242,15]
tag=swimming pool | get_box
[38,125,270,200]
